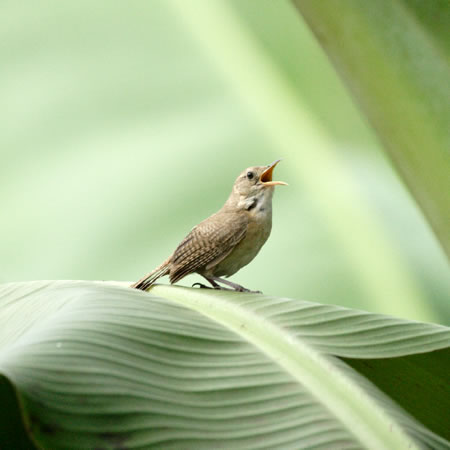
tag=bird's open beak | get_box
[260,160,288,187]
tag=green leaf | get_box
[1,281,449,449]
[292,0,450,256]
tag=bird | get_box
[131,160,287,292]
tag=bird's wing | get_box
[169,212,248,283]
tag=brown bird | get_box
[132,160,287,292]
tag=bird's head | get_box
[228,160,287,210]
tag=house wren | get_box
[132,160,287,292]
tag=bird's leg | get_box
[209,276,262,294]
[192,282,213,289]
[192,276,234,291]
[192,276,261,293]
[192,277,227,290]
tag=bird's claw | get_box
[192,282,262,294]
[192,282,212,289]
[238,288,262,294]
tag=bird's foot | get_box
[236,287,262,294]
[205,276,262,294]
[192,282,234,291]
[192,283,213,289]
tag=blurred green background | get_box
[1,0,448,324]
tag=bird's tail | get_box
[131,258,171,291]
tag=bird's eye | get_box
[246,171,254,180]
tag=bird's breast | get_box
[211,209,272,277]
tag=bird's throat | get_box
[243,189,273,216]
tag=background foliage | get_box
[1,0,448,323]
